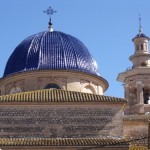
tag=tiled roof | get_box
[129,145,149,150]
[0,138,128,146]
[123,115,150,122]
[0,89,127,104]
[0,138,149,149]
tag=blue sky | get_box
[0,0,150,98]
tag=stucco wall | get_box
[0,70,108,96]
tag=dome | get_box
[132,33,149,41]
[3,31,99,77]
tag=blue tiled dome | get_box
[3,31,99,77]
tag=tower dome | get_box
[3,31,99,77]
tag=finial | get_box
[139,14,142,34]
[43,6,57,32]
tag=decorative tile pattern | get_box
[4,31,99,77]
[0,105,123,138]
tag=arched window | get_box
[10,87,22,94]
[83,85,95,94]
[141,61,147,67]
[141,44,144,50]
[44,83,61,89]
[143,88,150,104]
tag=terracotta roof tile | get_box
[129,145,149,150]
[0,138,147,149]
[0,89,127,104]
[123,115,150,122]
[0,138,128,146]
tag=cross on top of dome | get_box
[43,6,57,19]
[43,6,57,32]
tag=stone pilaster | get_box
[124,84,129,100]
[136,81,143,104]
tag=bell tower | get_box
[117,16,150,115]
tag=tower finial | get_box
[43,6,57,32]
[139,14,142,34]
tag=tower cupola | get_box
[130,15,150,68]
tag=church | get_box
[0,7,149,150]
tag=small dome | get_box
[3,31,99,77]
[132,33,149,41]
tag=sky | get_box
[0,0,150,98]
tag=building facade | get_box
[0,11,149,149]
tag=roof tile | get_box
[0,138,128,146]
[124,115,150,122]
[0,89,127,104]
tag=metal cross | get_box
[139,14,142,34]
[139,14,142,27]
[43,6,57,19]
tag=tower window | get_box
[141,62,147,67]
[143,89,150,104]
[141,44,144,50]
[44,83,61,89]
